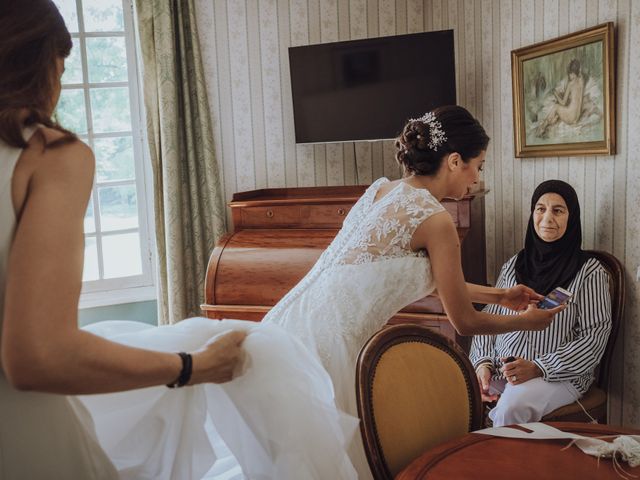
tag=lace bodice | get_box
[335,178,445,265]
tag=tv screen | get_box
[289,30,456,144]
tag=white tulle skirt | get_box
[79,318,359,480]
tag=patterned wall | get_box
[195,0,640,427]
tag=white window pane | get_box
[82,0,124,32]
[62,38,83,84]
[95,136,135,182]
[56,89,88,134]
[87,37,128,83]
[103,233,142,279]
[98,185,138,231]
[53,0,78,33]
[84,194,96,234]
[90,87,131,133]
[83,237,99,281]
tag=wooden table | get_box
[396,422,640,480]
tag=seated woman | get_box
[469,180,612,427]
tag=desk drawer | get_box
[240,206,301,227]
[305,204,352,226]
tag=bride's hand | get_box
[189,330,248,385]
[500,284,544,311]
[518,303,564,331]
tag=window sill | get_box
[79,285,157,309]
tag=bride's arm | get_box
[465,283,504,303]
[412,213,558,335]
[426,257,541,311]
[465,282,542,311]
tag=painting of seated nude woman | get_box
[511,22,615,157]
[525,45,604,145]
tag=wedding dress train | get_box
[79,178,443,479]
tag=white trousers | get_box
[487,377,580,427]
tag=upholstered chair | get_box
[356,324,483,479]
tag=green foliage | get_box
[56,89,88,134]
[62,38,83,84]
[98,185,139,231]
[83,0,124,32]
[90,87,132,133]
[95,136,136,182]
[87,37,129,83]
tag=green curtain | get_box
[134,0,225,324]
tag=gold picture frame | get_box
[511,22,615,157]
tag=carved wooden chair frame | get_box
[356,324,483,480]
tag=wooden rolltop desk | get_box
[201,185,488,348]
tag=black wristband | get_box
[166,352,193,388]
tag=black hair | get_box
[568,59,581,76]
[394,105,490,176]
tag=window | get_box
[54,0,155,307]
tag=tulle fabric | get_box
[80,318,359,480]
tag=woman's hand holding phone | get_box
[537,286,573,310]
[500,284,544,311]
[519,302,565,330]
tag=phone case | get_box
[538,287,573,309]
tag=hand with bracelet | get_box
[167,330,247,388]
[500,356,543,386]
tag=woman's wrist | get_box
[475,360,493,374]
[531,360,544,378]
[165,352,183,386]
[466,283,505,304]
[166,352,193,388]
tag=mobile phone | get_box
[538,287,573,310]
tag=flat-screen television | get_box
[289,30,456,144]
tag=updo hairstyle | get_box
[395,105,490,176]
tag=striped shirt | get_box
[469,255,612,395]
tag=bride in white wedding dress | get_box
[77,106,563,479]
[0,4,563,479]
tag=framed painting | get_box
[511,22,615,157]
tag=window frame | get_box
[57,0,156,308]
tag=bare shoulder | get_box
[35,126,93,157]
[411,209,457,251]
[29,127,95,183]
[417,209,455,234]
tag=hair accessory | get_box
[166,352,193,388]
[410,112,447,151]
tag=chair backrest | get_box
[586,250,625,390]
[356,324,483,480]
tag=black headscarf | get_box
[514,180,590,295]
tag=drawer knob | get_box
[337,208,346,216]
[266,210,274,218]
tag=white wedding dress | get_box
[79,178,443,479]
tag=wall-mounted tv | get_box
[289,30,456,144]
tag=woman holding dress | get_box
[0,2,246,479]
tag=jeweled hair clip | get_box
[409,112,447,151]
